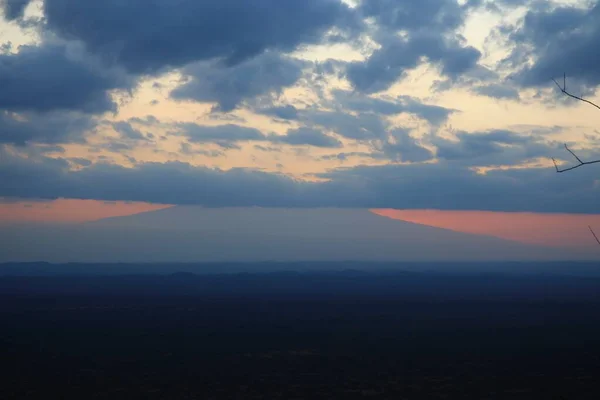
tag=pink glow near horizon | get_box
[0,199,171,223]
[2,200,599,248]
[372,209,600,248]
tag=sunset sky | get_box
[2,0,600,250]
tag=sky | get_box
[1,0,600,249]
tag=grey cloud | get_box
[270,127,342,148]
[398,97,456,126]
[180,143,224,158]
[347,33,481,93]
[346,0,480,93]
[433,129,561,165]
[374,129,434,162]
[113,122,147,141]
[466,0,531,11]
[37,0,356,74]
[358,0,464,33]
[473,84,520,100]
[506,2,600,89]
[178,123,342,149]
[179,124,265,149]
[36,145,65,154]
[0,110,95,146]
[257,105,299,121]
[2,148,600,213]
[2,0,28,20]
[321,152,380,161]
[0,44,131,114]
[171,53,305,112]
[254,145,282,153]
[332,90,455,125]
[302,110,389,140]
[102,141,135,154]
[69,157,92,167]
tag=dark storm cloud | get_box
[0,44,130,114]
[0,110,95,146]
[171,53,305,112]
[36,0,356,74]
[2,148,600,213]
[506,2,600,88]
[1,0,29,20]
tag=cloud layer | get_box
[2,147,599,213]
[1,0,599,213]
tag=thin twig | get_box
[589,226,600,246]
[550,74,600,172]
[552,76,600,111]
[551,144,600,173]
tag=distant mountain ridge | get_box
[2,206,597,263]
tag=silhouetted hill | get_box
[2,207,597,262]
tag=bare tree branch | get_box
[589,226,600,246]
[551,144,600,173]
[552,73,600,111]
[551,74,600,173]
[549,75,600,248]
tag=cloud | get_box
[113,122,148,141]
[432,129,562,165]
[345,0,480,93]
[37,0,356,74]
[171,52,305,112]
[2,148,600,213]
[321,151,379,161]
[2,0,29,20]
[180,143,224,158]
[178,123,342,149]
[374,129,434,162]
[69,157,92,167]
[257,105,299,121]
[473,84,520,100]
[302,109,389,140]
[347,33,481,93]
[179,123,265,149]
[506,2,600,89]
[0,44,131,114]
[0,110,95,146]
[332,90,456,125]
[358,0,464,33]
[270,127,342,148]
[100,141,135,154]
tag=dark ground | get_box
[1,265,600,399]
